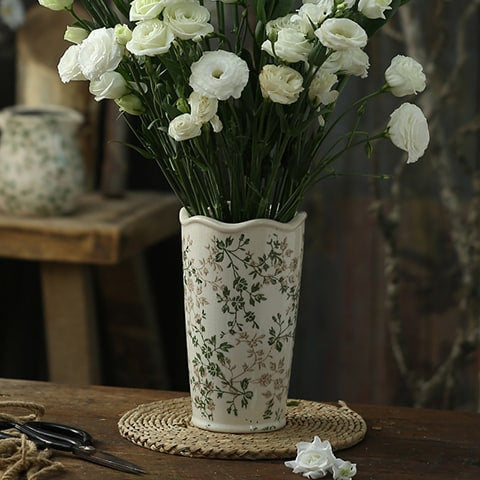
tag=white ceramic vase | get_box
[180,208,306,433]
[0,105,85,216]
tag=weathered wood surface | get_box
[0,191,180,264]
[0,192,180,385]
[0,379,479,480]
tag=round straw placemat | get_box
[118,396,367,460]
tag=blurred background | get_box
[0,0,479,412]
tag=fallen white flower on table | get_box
[332,458,357,480]
[285,436,356,480]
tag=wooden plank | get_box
[0,192,180,264]
[0,379,479,480]
[40,263,100,384]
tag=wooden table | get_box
[0,192,180,384]
[0,378,479,479]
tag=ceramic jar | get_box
[180,208,306,433]
[0,105,85,216]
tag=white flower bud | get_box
[385,55,426,97]
[262,28,313,64]
[89,71,129,101]
[387,103,429,163]
[114,24,132,45]
[188,92,218,124]
[259,64,304,105]
[126,19,174,57]
[115,93,145,115]
[168,113,202,141]
[163,2,213,40]
[38,0,73,11]
[358,0,392,19]
[64,26,89,44]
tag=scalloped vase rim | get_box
[179,207,307,233]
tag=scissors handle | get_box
[0,421,91,452]
[24,422,93,445]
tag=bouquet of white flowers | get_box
[38,0,429,222]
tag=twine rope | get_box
[0,401,64,480]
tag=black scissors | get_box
[0,420,146,475]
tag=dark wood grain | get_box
[0,379,479,479]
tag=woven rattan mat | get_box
[118,396,367,460]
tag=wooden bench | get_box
[0,192,180,384]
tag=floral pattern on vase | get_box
[0,105,85,216]
[180,208,306,433]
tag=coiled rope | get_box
[0,401,64,480]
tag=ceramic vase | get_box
[0,105,85,216]
[180,208,306,433]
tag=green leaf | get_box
[253,0,267,24]
[122,142,154,159]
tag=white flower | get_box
[309,70,338,107]
[315,18,367,51]
[189,50,249,101]
[259,64,304,105]
[294,1,334,26]
[89,71,129,101]
[262,27,313,63]
[385,55,426,97]
[168,113,202,141]
[0,0,25,29]
[126,19,174,56]
[64,26,89,44]
[188,92,218,124]
[163,2,213,40]
[285,436,336,479]
[129,0,166,21]
[114,24,133,45]
[387,103,429,164]
[77,27,124,81]
[358,0,392,19]
[38,0,73,11]
[57,44,86,83]
[332,458,357,480]
[321,47,370,78]
[265,14,294,38]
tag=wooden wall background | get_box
[0,0,479,411]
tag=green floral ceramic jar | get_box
[0,105,85,216]
[180,208,306,433]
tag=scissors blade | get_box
[73,446,146,475]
